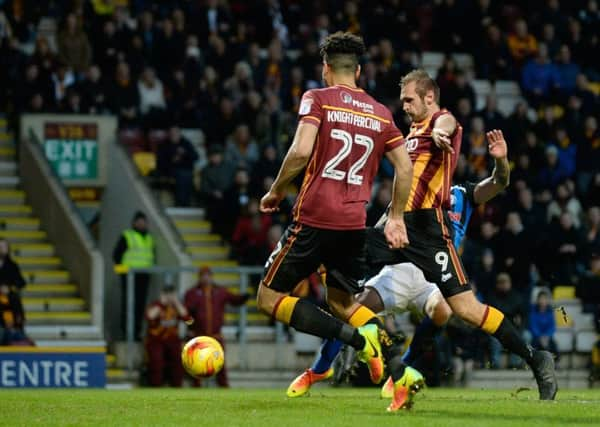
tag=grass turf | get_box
[2,388,600,426]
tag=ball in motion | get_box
[181,336,225,378]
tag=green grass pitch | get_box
[2,388,600,426]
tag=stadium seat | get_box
[494,80,521,96]
[553,286,576,300]
[421,52,445,69]
[555,329,575,352]
[496,96,523,116]
[133,152,156,176]
[576,330,598,353]
[452,53,474,71]
[555,309,574,328]
[472,80,492,97]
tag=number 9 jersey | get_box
[293,85,405,230]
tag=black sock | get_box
[493,317,534,363]
[289,299,365,349]
[388,355,407,382]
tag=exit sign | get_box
[44,123,98,180]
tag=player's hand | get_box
[486,129,507,159]
[259,191,284,213]
[432,128,455,154]
[384,216,409,249]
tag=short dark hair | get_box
[319,32,365,73]
[400,69,440,104]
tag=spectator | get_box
[445,70,476,113]
[554,45,580,99]
[200,144,236,235]
[517,187,546,235]
[225,124,259,170]
[538,145,566,191]
[496,212,535,300]
[138,67,167,130]
[231,198,272,265]
[478,24,512,80]
[145,283,192,387]
[222,168,252,238]
[113,211,155,339]
[469,248,497,299]
[156,126,199,207]
[507,19,538,68]
[78,65,109,114]
[57,13,92,74]
[577,116,600,195]
[529,289,559,358]
[521,43,558,106]
[546,182,583,228]
[51,62,75,108]
[184,266,249,387]
[109,62,139,127]
[0,283,31,345]
[477,93,505,132]
[466,117,488,180]
[548,212,584,286]
[0,238,26,342]
[582,206,600,261]
[486,273,529,368]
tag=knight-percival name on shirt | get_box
[326,109,382,132]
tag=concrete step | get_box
[188,246,230,260]
[224,312,269,325]
[166,207,205,220]
[0,217,40,230]
[222,325,276,342]
[0,131,13,142]
[213,272,241,286]
[26,325,103,340]
[183,235,223,247]
[0,146,15,161]
[23,297,86,312]
[106,354,117,368]
[26,311,92,325]
[0,161,17,177]
[0,189,25,203]
[193,259,238,269]
[0,229,46,241]
[0,205,32,216]
[174,219,211,233]
[0,176,20,188]
[13,256,62,269]
[23,269,70,284]
[22,283,78,297]
[12,243,55,257]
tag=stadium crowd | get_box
[0,0,599,374]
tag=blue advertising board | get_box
[0,347,106,388]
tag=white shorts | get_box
[365,263,441,316]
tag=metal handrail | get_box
[123,266,264,374]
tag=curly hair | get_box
[319,31,366,73]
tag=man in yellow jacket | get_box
[113,211,155,339]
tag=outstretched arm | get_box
[260,123,318,213]
[473,129,510,204]
[431,113,457,154]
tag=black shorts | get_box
[366,208,470,298]
[262,222,366,294]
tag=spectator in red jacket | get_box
[231,197,272,265]
[145,283,192,387]
[184,266,249,387]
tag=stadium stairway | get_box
[0,117,104,348]
[165,207,269,328]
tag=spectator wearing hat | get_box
[145,283,192,387]
[113,211,156,339]
[184,266,249,387]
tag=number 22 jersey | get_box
[293,84,405,230]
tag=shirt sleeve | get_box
[464,182,477,205]
[298,90,322,127]
[381,120,405,152]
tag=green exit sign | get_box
[44,123,98,180]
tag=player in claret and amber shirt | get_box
[256,31,423,412]
[367,69,557,401]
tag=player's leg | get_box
[446,290,557,399]
[256,224,379,369]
